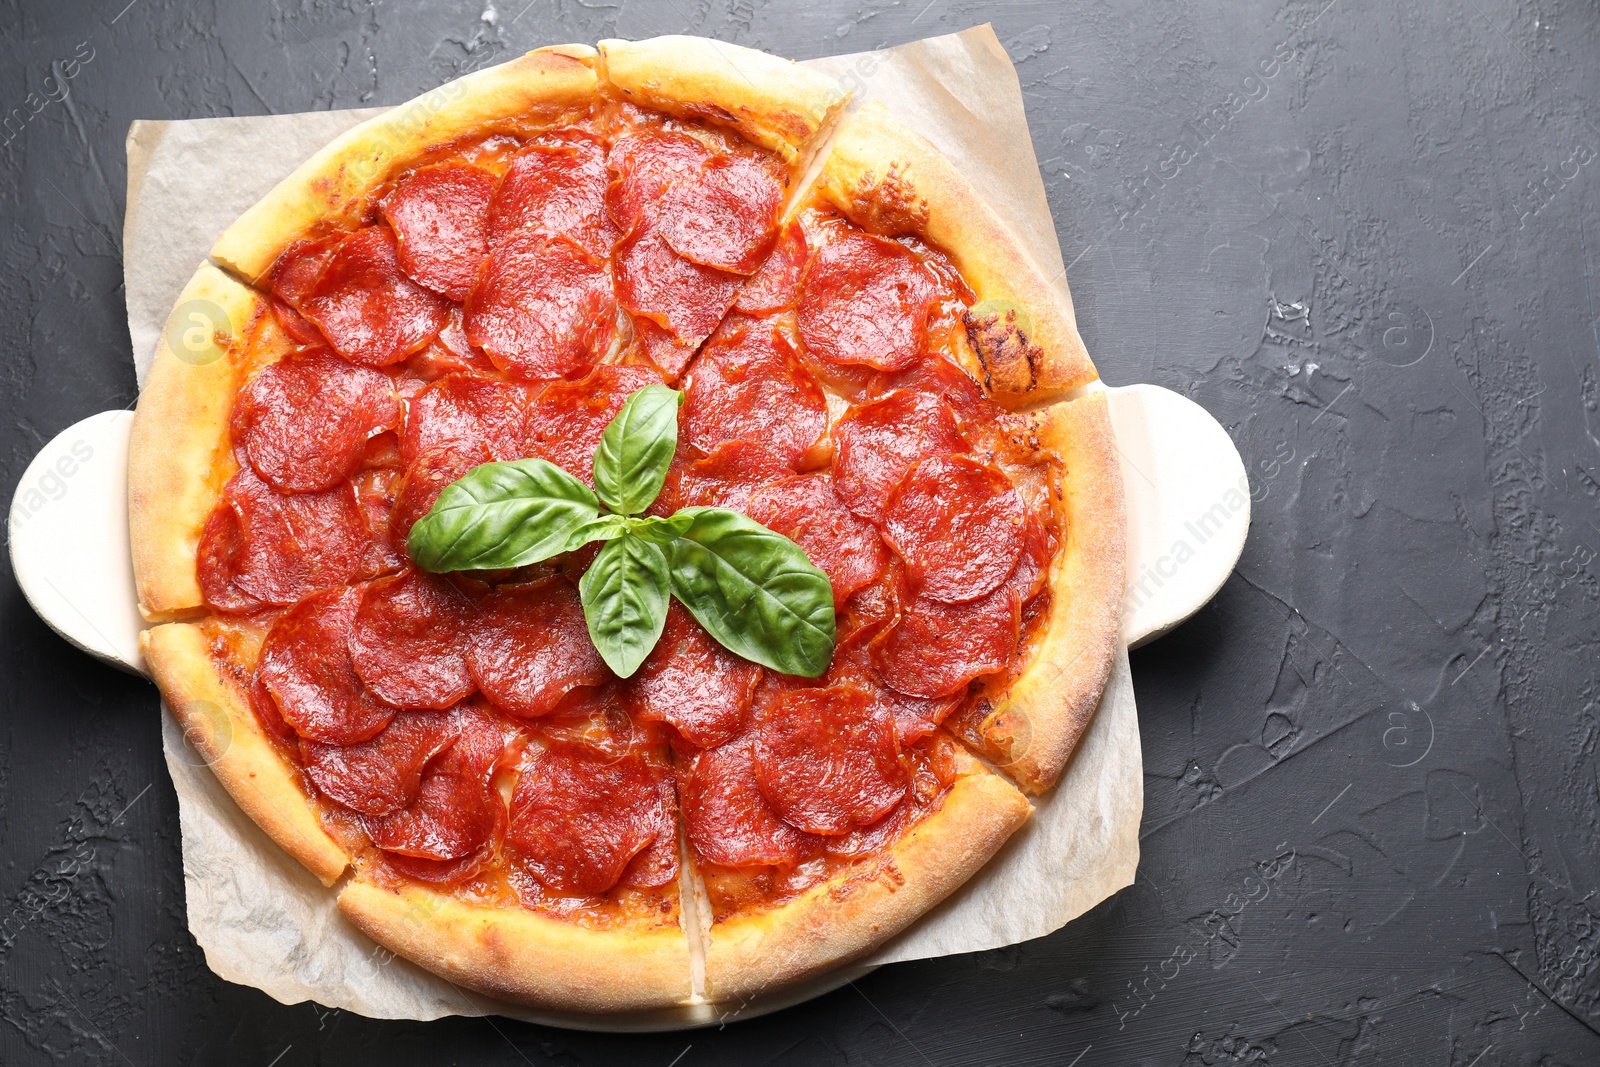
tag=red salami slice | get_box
[463,232,616,381]
[618,774,680,889]
[213,468,372,607]
[352,466,408,577]
[270,300,326,347]
[267,235,339,309]
[882,454,1025,603]
[734,219,807,314]
[606,130,712,231]
[248,672,300,750]
[300,711,459,816]
[681,735,822,868]
[507,741,670,895]
[682,317,827,468]
[797,227,942,371]
[533,682,643,760]
[365,704,507,862]
[525,363,665,484]
[825,620,961,744]
[301,226,451,367]
[675,441,791,512]
[197,505,265,615]
[753,685,908,835]
[381,162,497,300]
[629,316,699,381]
[399,372,541,464]
[466,578,608,717]
[658,152,783,273]
[388,445,492,547]
[872,354,998,432]
[832,390,969,523]
[870,579,1021,699]
[232,349,401,493]
[348,569,475,709]
[748,474,888,607]
[489,131,613,258]
[258,586,395,744]
[613,221,742,372]
[621,603,760,748]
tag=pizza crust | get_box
[211,45,600,281]
[815,102,1099,403]
[980,390,1126,793]
[700,745,1030,1003]
[599,36,849,165]
[337,877,692,1013]
[142,621,350,886]
[128,264,278,621]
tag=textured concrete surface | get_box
[2,0,1599,1063]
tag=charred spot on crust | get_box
[964,305,1041,394]
[838,162,929,235]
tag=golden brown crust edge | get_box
[141,622,350,886]
[337,878,692,1013]
[128,264,267,621]
[702,749,1031,1004]
[598,35,849,164]
[987,391,1126,794]
[211,45,600,281]
[816,102,1099,403]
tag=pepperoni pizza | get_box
[129,37,1125,1013]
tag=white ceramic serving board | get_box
[6,381,1246,1031]
[8,384,1246,676]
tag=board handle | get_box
[9,410,148,675]
[7,389,1248,675]
[1100,383,1250,648]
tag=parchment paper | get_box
[126,25,1142,1023]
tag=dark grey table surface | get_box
[3,1,1599,1064]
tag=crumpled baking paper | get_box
[124,24,1142,1028]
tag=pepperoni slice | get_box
[267,235,339,309]
[208,468,372,608]
[348,569,475,709]
[524,363,665,484]
[682,317,827,468]
[618,773,681,889]
[388,445,491,547]
[735,219,807,314]
[870,580,1021,699]
[748,474,888,607]
[753,685,907,835]
[658,153,783,273]
[248,672,300,750]
[463,232,616,381]
[606,130,712,231]
[674,441,791,512]
[507,741,671,895]
[364,704,507,862]
[621,603,759,748]
[352,466,408,577]
[258,586,394,744]
[871,354,998,432]
[231,349,401,493]
[466,578,608,717]
[489,131,613,258]
[882,455,1025,603]
[832,390,969,523]
[613,221,742,376]
[681,735,823,867]
[381,163,496,301]
[797,228,942,371]
[301,226,451,367]
[197,505,264,615]
[300,711,459,816]
[825,620,961,745]
[399,373,541,465]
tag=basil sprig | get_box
[406,383,836,678]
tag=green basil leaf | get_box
[407,458,600,572]
[579,533,671,678]
[564,513,630,552]
[667,507,836,677]
[592,384,684,516]
[628,512,696,545]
